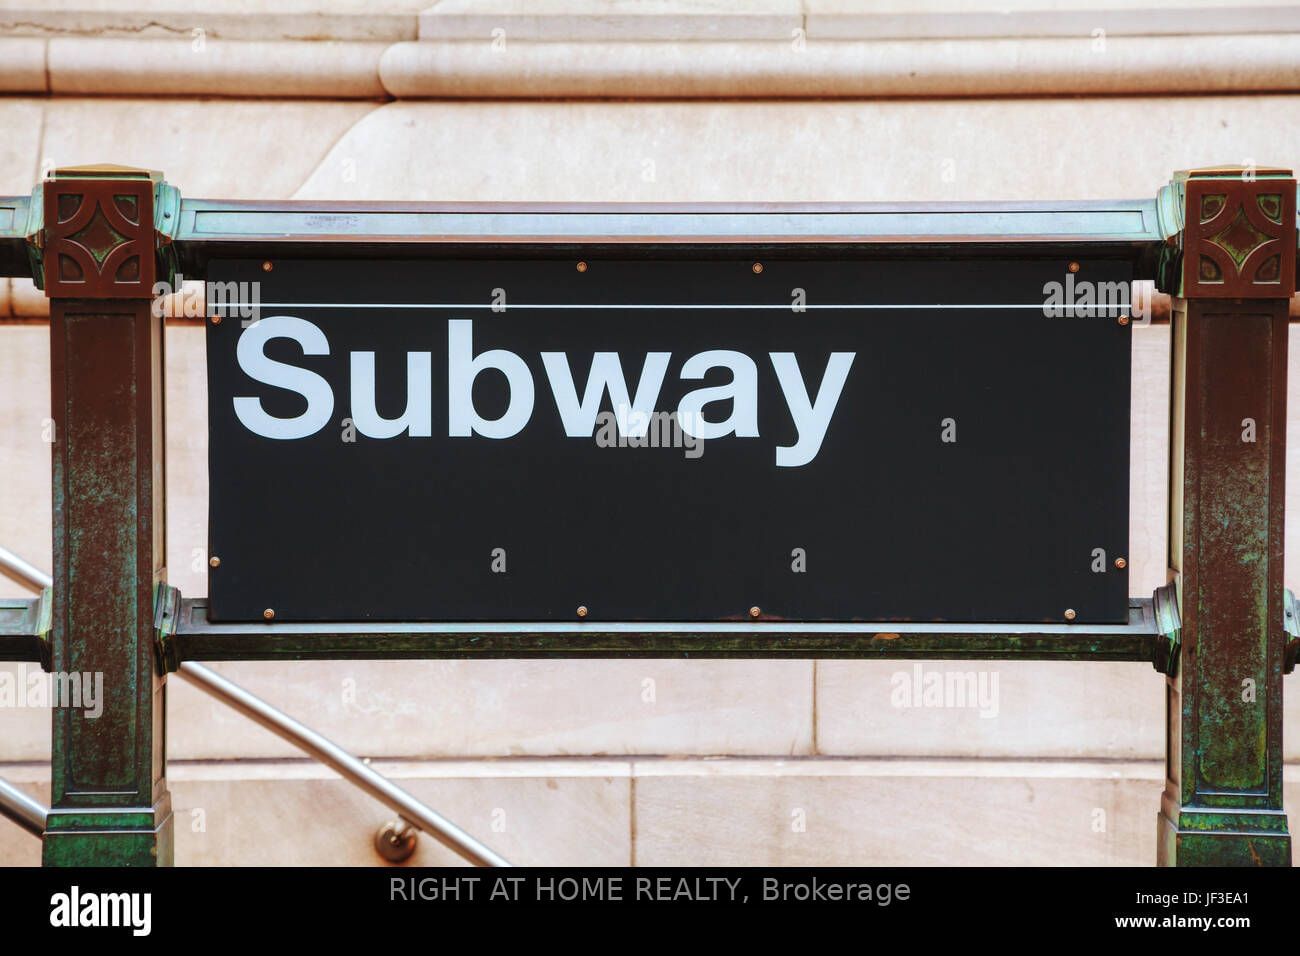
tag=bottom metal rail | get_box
[169,595,1168,664]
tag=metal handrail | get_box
[0,545,509,866]
[0,545,48,594]
[177,660,508,866]
[0,776,44,838]
[0,546,48,838]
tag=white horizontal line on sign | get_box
[216,302,1123,311]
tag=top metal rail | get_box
[171,196,1169,243]
[1,189,1184,284]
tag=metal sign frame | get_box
[0,164,1296,867]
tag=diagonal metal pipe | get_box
[0,545,509,866]
[0,776,45,838]
[175,659,508,866]
[0,545,48,594]
[0,546,51,839]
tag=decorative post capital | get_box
[37,164,172,299]
[1169,165,1296,299]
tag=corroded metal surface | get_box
[0,596,47,664]
[0,193,32,278]
[1159,166,1296,867]
[171,595,1163,663]
[41,166,161,299]
[43,166,173,867]
[1180,167,1297,298]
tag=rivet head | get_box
[263,608,276,620]
[1114,557,1127,569]
[1063,608,1077,621]
[749,606,761,619]
[1068,262,1080,274]
[209,556,221,568]
[576,261,588,273]
[751,262,764,274]
[210,314,222,325]
[576,605,588,618]
[1117,314,1130,326]
[261,260,273,272]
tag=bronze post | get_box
[1159,165,1296,866]
[39,164,174,866]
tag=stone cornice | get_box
[0,2,1299,99]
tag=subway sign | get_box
[204,255,1131,624]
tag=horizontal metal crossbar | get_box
[174,197,1167,241]
[164,596,1165,665]
[0,597,45,663]
[171,197,1172,274]
[0,192,1184,284]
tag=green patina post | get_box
[38,165,174,866]
[1159,166,1296,865]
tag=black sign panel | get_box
[205,256,1130,623]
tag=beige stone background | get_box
[2,0,1300,866]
